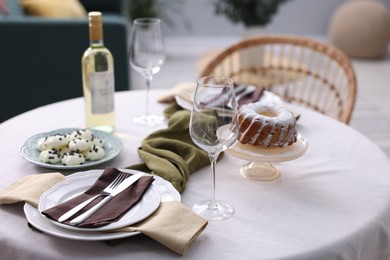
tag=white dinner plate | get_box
[226,133,309,163]
[175,90,283,111]
[38,169,161,232]
[19,128,122,170]
[25,170,180,241]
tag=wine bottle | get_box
[82,11,115,133]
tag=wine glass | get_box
[130,18,165,126]
[189,76,238,221]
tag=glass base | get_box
[90,125,114,133]
[240,162,280,181]
[192,200,234,221]
[133,114,165,126]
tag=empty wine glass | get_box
[189,76,238,221]
[130,18,165,126]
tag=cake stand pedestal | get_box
[226,134,308,181]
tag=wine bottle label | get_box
[90,70,115,114]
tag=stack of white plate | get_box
[24,169,180,241]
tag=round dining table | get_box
[1,89,390,260]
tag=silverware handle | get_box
[57,195,100,223]
[70,196,112,225]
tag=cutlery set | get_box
[57,172,145,225]
[37,169,165,238]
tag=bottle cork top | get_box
[88,11,102,27]
[88,12,103,42]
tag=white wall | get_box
[132,0,390,90]
[161,0,390,36]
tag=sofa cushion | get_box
[1,0,25,17]
[21,0,87,18]
[0,0,9,15]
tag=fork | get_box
[57,172,129,223]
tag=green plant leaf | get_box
[213,0,291,27]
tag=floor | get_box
[130,36,390,157]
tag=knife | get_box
[69,172,145,226]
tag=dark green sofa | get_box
[0,0,130,122]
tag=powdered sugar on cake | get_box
[237,102,297,148]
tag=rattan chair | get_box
[199,35,357,124]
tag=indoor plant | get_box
[128,0,187,28]
[213,0,291,28]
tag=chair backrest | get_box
[199,35,357,124]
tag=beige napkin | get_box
[157,81,267,108]
[114,201,206,255]
[0,172,66,208]
[157,81,195,104]
[0,173,207,255]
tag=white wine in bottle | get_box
[82,11,115,133]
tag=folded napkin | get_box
[157,81,266,107]
[41,168,154,228]
[159,83,301,121]
[136,87,271,193]
[0,172,66,208]
[0,171,207,255]
[157,82,195,104]
[113,201,207,255]
[127,107,210,193]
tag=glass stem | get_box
[209,153,218,210]
[145,76,152,116]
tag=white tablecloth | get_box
[1,90,390,259]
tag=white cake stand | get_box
[225,134,308,181]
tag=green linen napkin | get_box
[127,105,210,193]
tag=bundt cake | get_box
[237,102,297,148]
